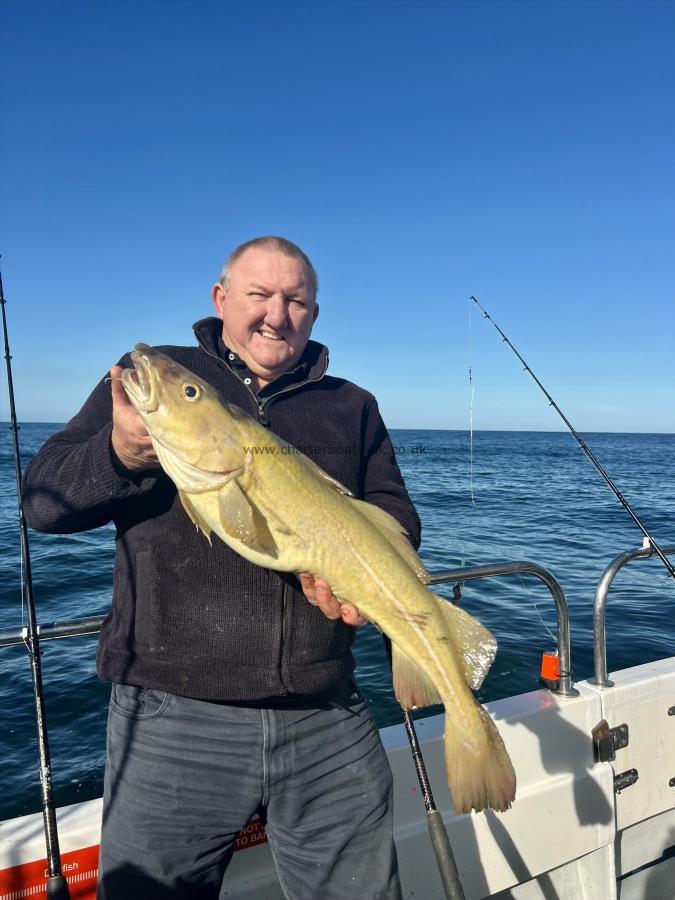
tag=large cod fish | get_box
[122,345,516,813]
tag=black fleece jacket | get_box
[22,318,421,701]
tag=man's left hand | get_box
[298,573,366,626]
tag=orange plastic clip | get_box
[540,650,561,681]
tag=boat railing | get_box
[0,614,106,648]
[429,560,577,697]
[590,541,675,688]
[0,560,578,697]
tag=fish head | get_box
[122,344,250,477]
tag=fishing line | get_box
[528,590,558,645]
[455,301,477,576]
[451,535,558,647]
[468,299,475,506]
[0,340,21,626]
[21,553,26,628]
[471,295,675,583]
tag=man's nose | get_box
[263,296,288,329]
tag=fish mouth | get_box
[122,343,159,412]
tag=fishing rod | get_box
[384,637,466,900]
[0,266,71,899]
[471,295,675,582]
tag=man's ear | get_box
[212,283,226,318]
[312,302,320,323]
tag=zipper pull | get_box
[257,399,269,427]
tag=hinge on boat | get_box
[592,719,629,763]
[614,768,639,793]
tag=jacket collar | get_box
[192,316,329,390]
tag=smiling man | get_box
[23,236,421,899]
[213,242,319,387]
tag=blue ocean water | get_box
[1,424,673,821]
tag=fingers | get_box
[299,573,340,618]
[340,604,367,627]
[109,365,132,410]
[109,365,158,471]
[297,573,366,626]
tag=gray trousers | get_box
[97,682,401,899]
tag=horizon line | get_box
[4,421,674,437]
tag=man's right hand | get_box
[109,365,159,471]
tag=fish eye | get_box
[182,383,201,401]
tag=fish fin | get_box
[254,502,294,536]
[299,455,354,496]
[431,592,497,690]
[179,492,212,544]
[217,480,277,555]
[392,642,444,709]
[156,441,237,494]
[443,703,516,813]
[348,499,430,582]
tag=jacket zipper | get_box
[279,581,291,692]
[197,341,327,692]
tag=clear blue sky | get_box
[1,0,673,430]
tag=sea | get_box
[1,424,674,822]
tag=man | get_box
[23,236,421,899]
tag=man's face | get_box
[212,247,319,388]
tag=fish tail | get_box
[443,703,516,814]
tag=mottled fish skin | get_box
[122,346,516,814]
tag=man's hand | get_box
[298,573,366,626]
[109,365,159,471]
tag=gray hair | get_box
[219,236,319,300]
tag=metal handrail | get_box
[590,542,675,687]
[428,561,578,697]
[0,560,577,697]
[0,615,106,648]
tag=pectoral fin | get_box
[392,643,444,709]
[180,492,212,544]
[217,479,277,555]
[298,454,355,496]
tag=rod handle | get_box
[427,809,466,900]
